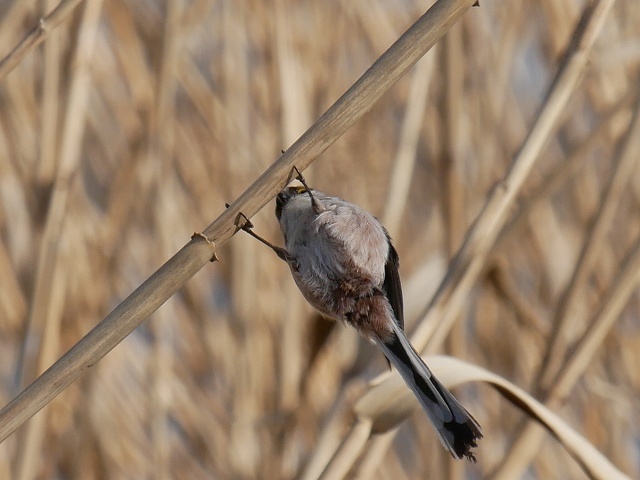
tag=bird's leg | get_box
[292,166,323,214]
[235,211,293,263]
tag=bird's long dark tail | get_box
[376,322,482,461]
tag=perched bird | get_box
[241,171,482,461]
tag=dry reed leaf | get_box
[353,355,629,480]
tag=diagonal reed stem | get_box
[0,0,479,445]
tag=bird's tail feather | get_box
[376,323,482,461]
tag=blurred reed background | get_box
[0,0,639,478]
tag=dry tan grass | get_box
[0,0,638,478]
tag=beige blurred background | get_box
[0,0,639,478]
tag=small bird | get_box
[240,170,482,461]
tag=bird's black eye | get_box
[276,186,305,220]
[275,194,285,220]
[276,188,294,219]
